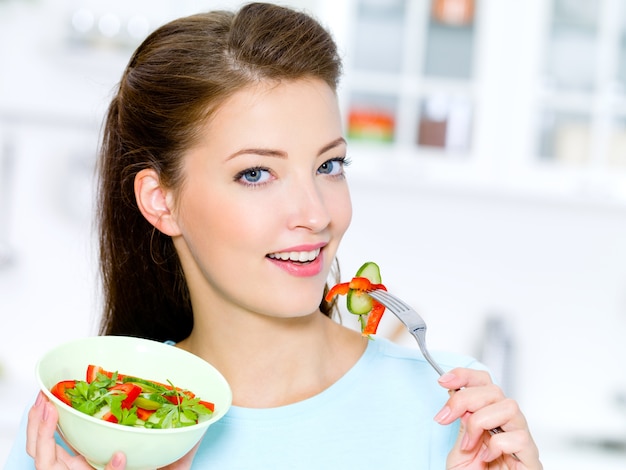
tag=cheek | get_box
[330,186,352,235]
[185,191,269,255]
[175,189,235,249]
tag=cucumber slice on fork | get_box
[347,261,381,315]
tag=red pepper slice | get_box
[136,407,156,421]
[361,301,386,336]
[325,282,350,302]
[326,276,388,336]
[199,400,215,412]
[347,276,373,291]
[326,278,387,302]
[110,383,142,409]
[50,380,76,406]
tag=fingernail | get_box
[42,403,49,422]
[35,391,43,407]
[434,406,451,423]
[438,372,456,384]
[479,443,490,461]
[461,432,470,450]
[112,453,124,468]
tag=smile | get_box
[267,248,321,263]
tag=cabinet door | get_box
[533,0,626,200]
[344,0,477,156]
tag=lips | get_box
[267,248,321,263]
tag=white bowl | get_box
[36,335,232,470]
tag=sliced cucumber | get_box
[346,261,381,315]
[355,261,382,283]
[122,376,167,393]
[134,395,163,411]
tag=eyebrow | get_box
[318,137,347,156]
[225,137,347,161]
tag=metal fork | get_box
[368,289,444,376]
[368,289,520,462]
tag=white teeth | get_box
[268,248,320,262]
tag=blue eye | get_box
[237,167,272,185]
[317,157,349,176]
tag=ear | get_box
[134,168,181,236]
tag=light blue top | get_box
[6,337,484,469]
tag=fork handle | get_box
[415,341,446,376]
[409,329,446,376]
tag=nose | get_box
[286,177,332,232]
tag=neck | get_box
[177,309,366,408]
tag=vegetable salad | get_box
[50,365,215,429]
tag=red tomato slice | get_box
[50,380,76,406]
[86,364,127,383]
[164,389,195,405]
[102,411,118,423]
[110,383,142,409]
[86,364,111,383]
[164,395,182,405]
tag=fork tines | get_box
[368,289,408,311]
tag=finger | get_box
[462,398,527,450]
[434,383,504,425]
[447,418,483,467]
[468,397,525,434]
[480,428,541,465]
[103,452,126,470]
[26,392,46,457]
[453,383,506,417]
[437,367,493,391]
[34,401,62,468]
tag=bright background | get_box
[1,0,625,468]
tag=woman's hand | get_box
[26,392,200,469]
[434,368,542,470]
[26,391,126,469]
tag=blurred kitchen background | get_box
[1,0,626,467]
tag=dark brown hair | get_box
[97,2,343,342]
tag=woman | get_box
[12,2,542,468]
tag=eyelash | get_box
[323,156,352,175]
[234,156,352,188]
[234,166,272,188]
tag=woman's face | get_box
[169,78,352,319]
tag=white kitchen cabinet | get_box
[316,0,626,205]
